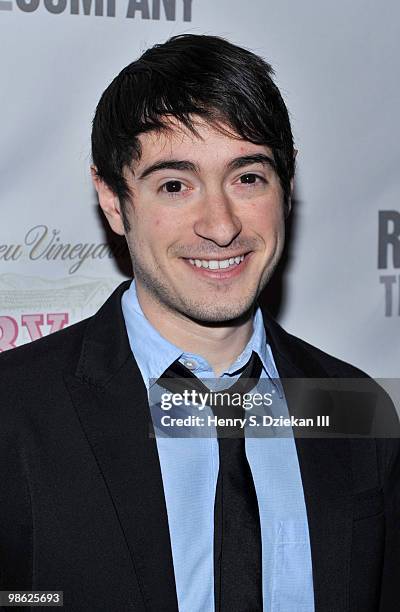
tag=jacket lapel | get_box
[65,281,178,612]
[261,309,353,612]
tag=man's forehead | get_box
[134,117,273,168]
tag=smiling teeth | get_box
[188,255,245,269]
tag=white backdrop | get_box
[1,0,399,376]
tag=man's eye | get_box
[162,180,185,193]
[239,173,264,184]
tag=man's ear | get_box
[91,166,125,236]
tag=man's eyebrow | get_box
[135,153,276,180]
[136,159,199,180]
[227,153,277,172]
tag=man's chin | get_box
[177,298,255,326]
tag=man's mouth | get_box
[187,254,245,270]
[180,252,252,279]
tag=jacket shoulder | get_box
[284,329,370,378]
[0,317,90,382]
[262,308,370,378]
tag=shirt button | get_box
[182,359,197,370]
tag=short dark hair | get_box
[91,34,295,230]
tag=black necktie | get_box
[159,351,263,611]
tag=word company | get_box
[0,0,193,20]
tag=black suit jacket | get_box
[1,281,399,611]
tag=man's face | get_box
[101,118,287,323]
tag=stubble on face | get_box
[133,246,255,324]
[127,229,284,325]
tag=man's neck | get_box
[135,285,254,377]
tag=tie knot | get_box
[157,351,263,433]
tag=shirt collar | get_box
[121,279,278,388]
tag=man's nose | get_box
[193,190,242,247]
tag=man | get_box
[0,34,399,612]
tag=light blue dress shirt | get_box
[122,279,314,612]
